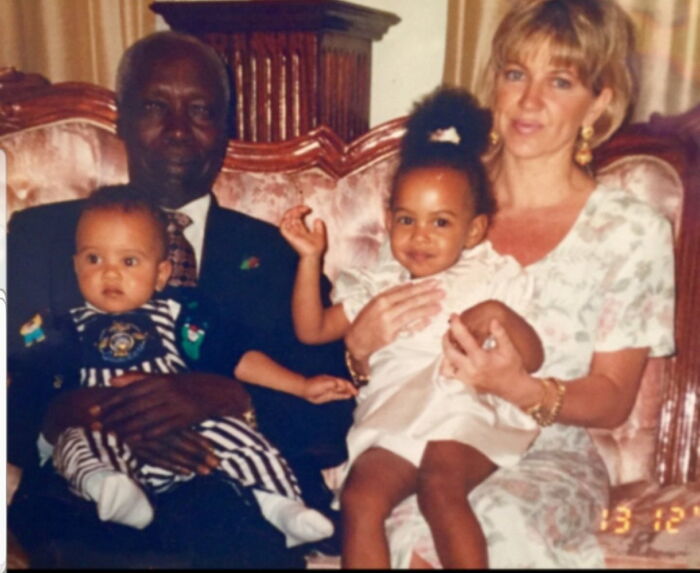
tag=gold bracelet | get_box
[524,377,567,427]
[344,349,370,388]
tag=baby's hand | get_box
[279,205,327,258]
[301,375,358,404]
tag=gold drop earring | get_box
[574,125,594,166]
[488,130,500,147]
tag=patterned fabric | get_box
[166,211,198,287]
[381,184,676,568]
[56,416,302,500]
[70,299,188,386]
[53,297,303,503]
[54,426,139,495]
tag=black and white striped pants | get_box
[54,415,302,500]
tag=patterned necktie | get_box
[166,211,198,287]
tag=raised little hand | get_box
[279,205,327,258]
[301,375,358,404]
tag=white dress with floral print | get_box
[382,184,675,568]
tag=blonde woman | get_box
[343,0,675,567]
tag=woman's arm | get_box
[234,350,357,404]
[442,316,649,429]
[554,347,648,428]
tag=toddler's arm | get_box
[458,300,544,373]
[279,205,350,344]
[234,350,357,404]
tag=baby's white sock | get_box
[83,471,154,530]
[253,489,334,548]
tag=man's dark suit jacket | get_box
[8,195,352,469]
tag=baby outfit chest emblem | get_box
[97,320,148,363]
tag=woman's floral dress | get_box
[384,184,676,568]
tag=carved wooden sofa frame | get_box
[2,76,699,569]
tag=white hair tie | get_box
[429,126,461,145]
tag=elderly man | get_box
[8,31,352,568]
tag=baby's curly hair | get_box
[391,86,495,217]
[81,185,170,260]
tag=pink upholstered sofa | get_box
[2,72,699,569]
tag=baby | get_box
[32,185,356,548]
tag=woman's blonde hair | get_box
[480,0,637,148]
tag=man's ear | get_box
[155,260,173,292]
[464,214,489,248]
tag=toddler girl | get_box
[279,87,544,567]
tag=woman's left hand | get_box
[441,314,530,402]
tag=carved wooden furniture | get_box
[2,79,699,568]
[150,0,400,143]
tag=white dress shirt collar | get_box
[165,194,211,275]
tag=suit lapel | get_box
[198,195,222,286]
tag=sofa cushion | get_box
[3,117,684,493]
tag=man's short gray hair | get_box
[115,31,231,108]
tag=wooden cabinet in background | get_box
[151,0,399,142]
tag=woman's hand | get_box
[93,372,252,441]
[441,314,533,406]
[300,375,358,404]
[345,279,445,364]
[279,205,327,258]
[127,428,220,476]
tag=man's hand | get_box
[300,375,358,404]
[93,372,252,441]
[43,387,117,444]
[110,372,148,387]
[279,205,327,258]
[128,428,220,476]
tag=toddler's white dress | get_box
[332,240,541,476]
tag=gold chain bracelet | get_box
[344,349,370,388]
[524,377,567,427]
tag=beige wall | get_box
[349,0,448,127]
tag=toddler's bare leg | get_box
[341,447,417,569]
[417,441,496,569]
